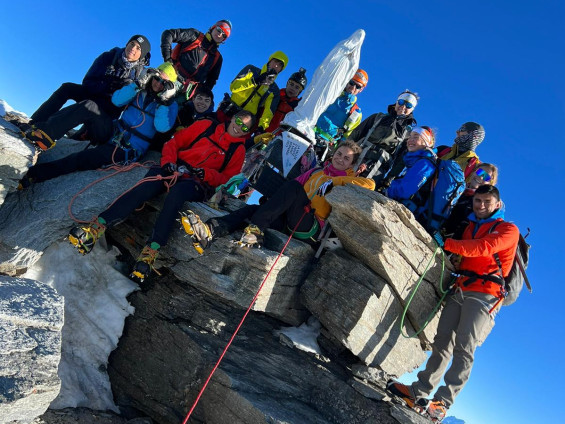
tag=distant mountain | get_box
[443,417,465,424]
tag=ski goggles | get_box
[347,81,363,89]
[475,168,492,182]
[235,117,250,132]
[397,99,414,109]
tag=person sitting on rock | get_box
[314,69,368,148]
[387,184,519,422]
[67,110,255,282]
[181,140,375,250]
[441,163,498,239]
[19,64,179,188]
[161,20,231,98]
[437,122,485,181]
[21,35,151,150]
[217,51,289,133]
[350,89,418,184]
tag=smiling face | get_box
[395,100,414,117]
[331,146,355,171]
[406,132,428,152]
[193,94,212,113]
[227,114,253,137]
[150,71,170,93]
[345,80,363,95]
[125,40,142,62]
[473,192,501,219]
[211,26,227,44]
[468,166,495,190]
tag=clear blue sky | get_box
[1,1,563,422]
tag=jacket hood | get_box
[261,51,289,73]
[468,207,505,224]
[403,148,435,166]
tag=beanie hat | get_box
[397,90,419,109]
[157,62,178,83]
[215,20,232,38]
[455,122,485,152]
[412,126,435,147]
[128,35,151,59]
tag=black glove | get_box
[136,67,160,89]
[317,180,333,196]
[256,68,278,86]
[162,162,177,175]
[191,168,205,180]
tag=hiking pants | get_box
[411,290,498,408]
[99,167,206,247]
[36,99,114,145]
[27,143,130,183]
[31,82,119,123]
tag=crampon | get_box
[232,224,264,248]
[130,244,160,283]
[179,210,213,255]
[68,221,106,255]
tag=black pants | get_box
[99,167,206,246]
[210,180,318,241]
[27,143,130,183]
[35,99,114,144]
[31,82,120,123]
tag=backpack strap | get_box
[178,119,219,153]
[218,141,245,173]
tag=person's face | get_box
[395,99,415,116]
[193,94,212,113]
[345,80,364,95]
[227,114,252,137]
[125,40,142,62]
[473,192,501,219]
[468,167,494,190]
[455,129,468,141]
[331,146,355,171]
[406,132,427,152]
[267,59,284,74]
[151,71,170,93]
[286,79,303,98]
[211,26,227,44]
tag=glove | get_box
[136,67,160,89]
[191,167,205,180]
[255,68,278,86]
[253,132,274,145]
[317,180,333,196]
[162,162,177,174]
[432,232,444,248]
[157,80,177,105]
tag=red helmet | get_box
[351,69,368,88]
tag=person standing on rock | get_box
[67,110,255,282]
[387,184,519,422]
[181,140,375,250]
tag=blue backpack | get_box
[416,158,465,234]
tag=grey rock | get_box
[0,276,64,423]
[390,403,432,424]
[301,249,426,376]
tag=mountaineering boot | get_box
[236,224,264,248]
[425,399,447,422]
[130,243,160,283]
[24,128,56,151]
[180,210,213,255]
[386,380,417,409]
[68,219,106,255]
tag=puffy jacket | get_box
[160,119,246,187]
[229,51,288,130]
[445,209,519,298]
[386,148,436,203]
[316,91,362,141]
[265,88,300,132]
[295,164,375,222]
[82,47,148,97]
[160,28,222,88]
[112,83,178,156]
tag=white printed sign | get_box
[282,131,310,177]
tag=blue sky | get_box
[1,1,563,422]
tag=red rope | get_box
[181,207,310,423]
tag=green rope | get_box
[399,244,452,338]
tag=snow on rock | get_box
[276,316,322,355]
[0,99,27,118]
[23,240,139,412]
[0,275,64,422]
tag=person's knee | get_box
[82,99,101,113]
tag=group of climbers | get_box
[10,21,522,423]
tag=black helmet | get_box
[288,67,307,89]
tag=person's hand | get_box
[157,80,177,105]
[253,132,274,145]
[317,180,333,196]
[191,168,205,180]
[136,68,159,89]
[256,68,278,86]
[162,162,177,174]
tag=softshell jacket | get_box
[112,83,178,156]
[316,91,361,140]
[229,52,287,130]
[438,144,480,182]
[445,209,519,298]
[386,149,436,203]
[83,47,147,97]
[349,104,416,154]
[160,28,222,88]
[295,164,375,222]
[265,88,300,132]
[160,119,246,187]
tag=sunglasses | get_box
[348,81,363,89]
[215,26,227,39]
[235,116,250,132]
[475,168,492,182]
[397,99,414,109]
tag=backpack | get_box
[489,223,532,306]
[171,33,220,81]
[416,158,466,234]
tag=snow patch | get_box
[275,316,322,355]
[0,99,27,118]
